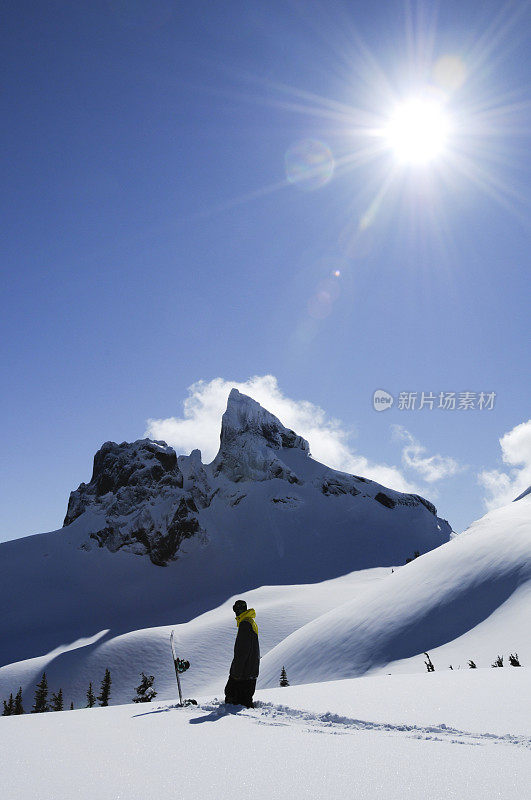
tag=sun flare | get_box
[384,98,451,165]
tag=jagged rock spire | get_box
[212,389,309,483]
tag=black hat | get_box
[232,599,247,614]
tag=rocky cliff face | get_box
[63,389,452,565]
[64,439,209,566]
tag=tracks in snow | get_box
[184,699,531,749]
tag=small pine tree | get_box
[491,655,503,668]
[2,694,14,716]
[132,672,157,703]
[468,660,477,669]
[424,652,435,672]
[70,701,74,711]
[32,672,49,713]
[508,653,521,667]
[97,668,112,707]
[86,682,96,708]
[14,687,24,714]
[51,688,64,712]
[279,666,289,687]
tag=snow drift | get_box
[257,491,531,687]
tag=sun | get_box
[384,97,452,166]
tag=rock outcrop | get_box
[64,439,208,566]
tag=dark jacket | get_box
[230,612,260,680]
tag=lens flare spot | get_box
[285,139,335,190]
[307,278,341,319]
[308,291,332,319]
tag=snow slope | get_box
[1,493,529,709]
[0,567,387,708]
[2,671,529,800]
[258,492,531,687]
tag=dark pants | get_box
[224,676,256,708]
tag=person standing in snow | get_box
[224,599,260,708]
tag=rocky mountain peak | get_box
[212,389,309,483]
[220,389,310,453]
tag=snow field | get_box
[1,669,530,800]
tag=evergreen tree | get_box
[32,672,49,713]
[509,653,521,667]
[132,672,157,703]
[86,682,96,708]
[97,668,112,707]
[2,694,14,716]
[279,666,289,687]
[468,660,477,669]
[491,655,503,668]
[14,687,24,714]
[424,652,435,672]
[51,688,64,712]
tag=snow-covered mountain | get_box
[0,388,453,701]
[62,388,451,566]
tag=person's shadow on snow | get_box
[189,704,245,724]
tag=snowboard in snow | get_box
[170,630,196,706]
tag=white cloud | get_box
[478,419,531,509]
[145,375,421,493]
[392,425,464,483]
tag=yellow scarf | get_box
[236,608,258,634]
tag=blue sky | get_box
[1,0,530,543]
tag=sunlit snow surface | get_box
[2,670,530,800]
